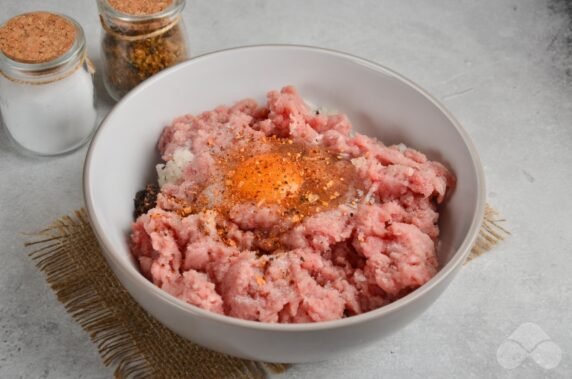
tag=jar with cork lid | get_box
[0,12,97,156]
[97,0,189,100]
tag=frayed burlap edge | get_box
[26,204,507,378]
[465,204,510,263]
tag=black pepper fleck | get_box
[134,183,159,218]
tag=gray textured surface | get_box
[1,0,571,378]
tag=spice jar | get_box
[0,12,97,156]
[97,0,189,100]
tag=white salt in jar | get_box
[0,12,97,156]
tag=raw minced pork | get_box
[130,86,455,323]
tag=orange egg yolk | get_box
[177,136,361,224]
[231,153,303,204]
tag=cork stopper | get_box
[0,12,77,64]
[107,0,174,16]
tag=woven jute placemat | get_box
[26,204,508,378]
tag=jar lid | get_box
[0,12,76,64]
[107,0,174,16]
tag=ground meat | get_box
[130,86,455,323]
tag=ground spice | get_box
[143,135,363,253]
[134,184,160,218]
[98,0,188,100]
[205,136,361,221]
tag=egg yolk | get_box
[214,137,358,221]
[231,153,303,204]
[177,135,359,224]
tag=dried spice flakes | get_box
[102,20,187,99]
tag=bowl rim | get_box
[84,44,486,332]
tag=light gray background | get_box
[1,0,571,378]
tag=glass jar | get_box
[0,12,97,156]
[97,0,189,100]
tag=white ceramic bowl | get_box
[84,45,485,363]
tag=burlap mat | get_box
[26,204,507,378]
